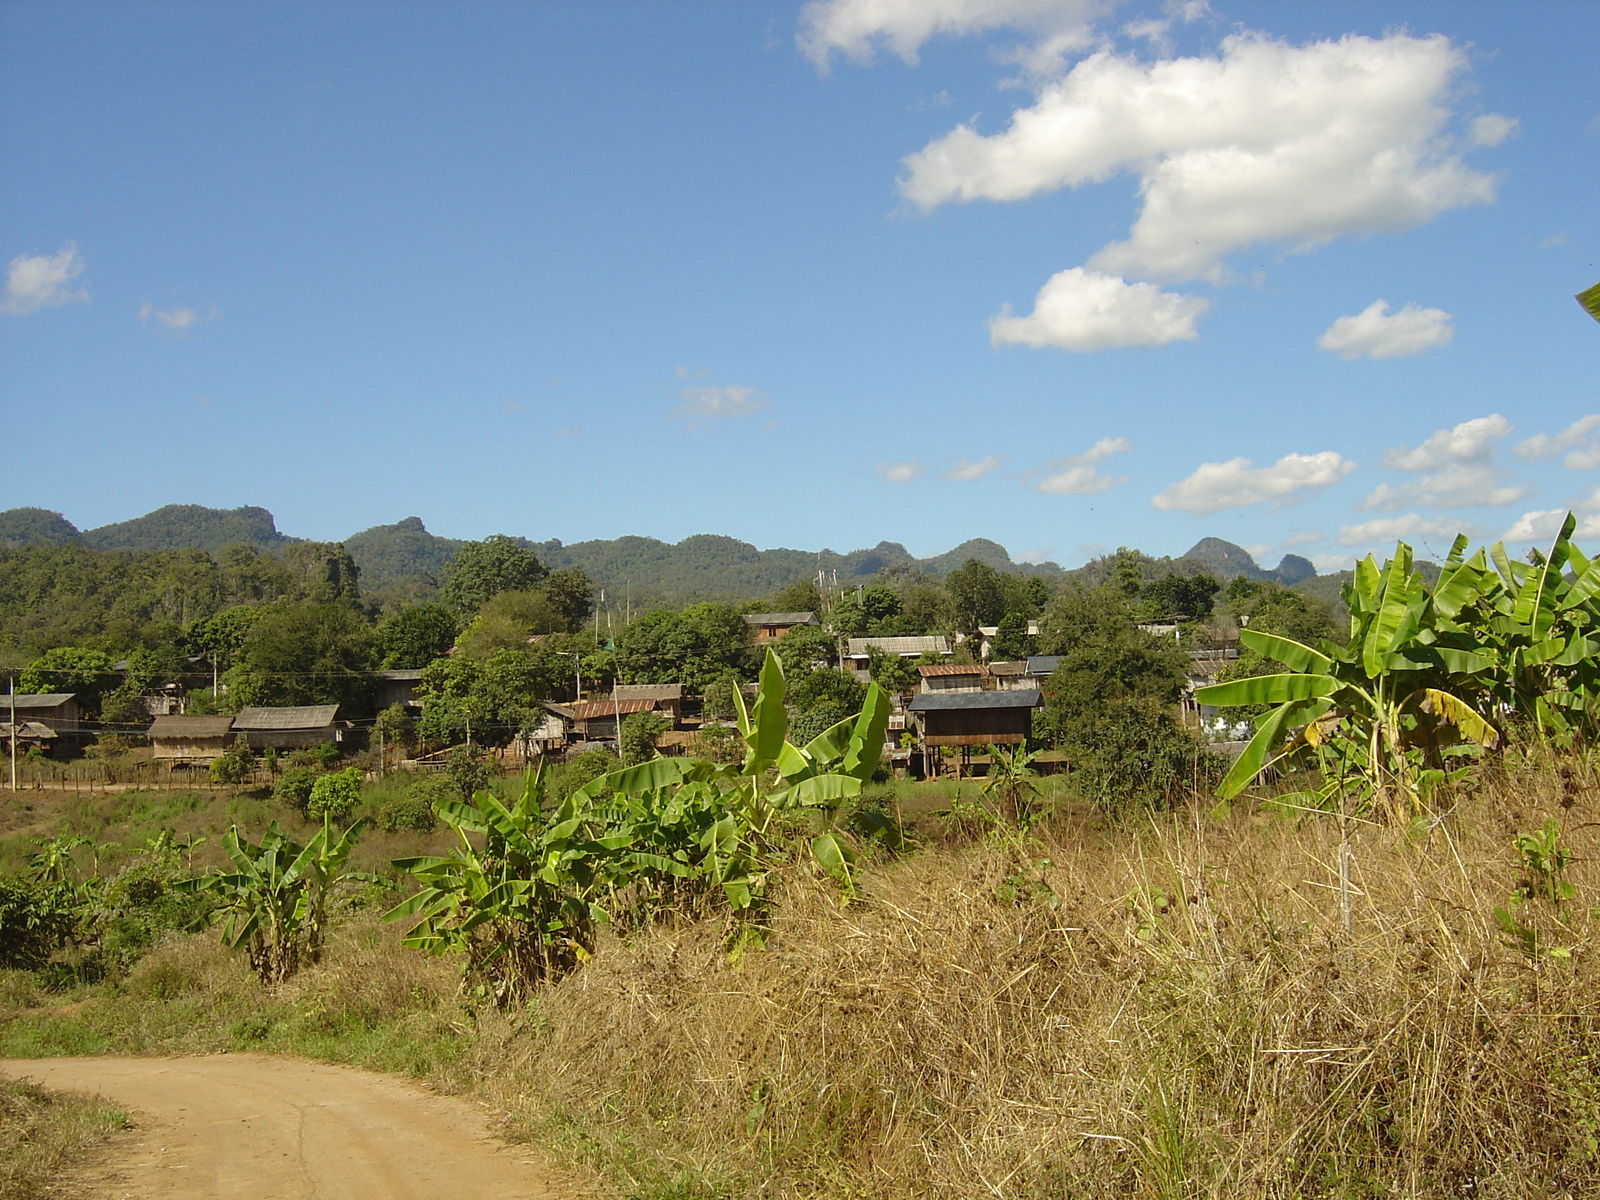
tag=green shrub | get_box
[377,794,438,834]
[307,768,363,821]
[209,742,257,785]
[288,742,340,770]
[0,879,77,971]
[445,745,490,802]
[273,766,319,813]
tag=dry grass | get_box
[0,1077,126,1200]
[489,746,1600,1198]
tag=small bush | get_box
[273,766,320,813]
[378,790,439,834]
[288,742,340,770]
[307,768,363,821]
[445,745,490,802]
[209,741,257,785]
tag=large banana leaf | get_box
[741,648,789,775]
[1195,672,1338,707]
[1215,696,1335,800]
[841,683,891,781]
[1239,628,1331,673]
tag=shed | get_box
[908,689,1042,747]
[844,636,952,670]
[148,715,236,763]
[987,661,1034,690]
[0,721,57,752]
[743,612,820,643]
[232,705,342,750]
[917,663,987,693]
[1025,655,1062,678]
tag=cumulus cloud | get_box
[1470,113,1519,147]
[1035,435,1132,494]
[797,0,1111,72]
[137,300,221,333]
[672,383,769,423]
[4,243,87,315]
[901,33,1496,283]
[1514,414,1600,471]
[1360,414,1527,511]
[1316,299,1453,360]
[1151,450,1355,514]
[1338,513,1475,548]
[1503,489,1600,545]
[989,267,1208,350]
[945,455,1002,480]
[878,459,924,483]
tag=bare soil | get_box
[0,1055,567,1199]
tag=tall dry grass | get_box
[486,746,1600,1198]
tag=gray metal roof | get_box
[6,693,77,708]
[232,705,340,731]
[613,683,684,701]
[743,612,818,626]
[908,689,1041,712]
[987,660,1029,676]
[846,636,952,657]
[149,715,236,738]
[373,669,424,681]
[1026,656,1062,674]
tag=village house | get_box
[231,705,342,751]
[917,663,987,693]
[0,720,57,754]
[743,612,819,643]
[372,669,424,713]
[987,661,1034,691]
[564,697,664,743]
[610,683,686,723]
[908,689,1043,777]
[147,714,236,763]
[844,635,952,673]
[4,694,83,735]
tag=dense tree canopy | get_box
[440,535,546,613]
[374,602,459,669]
[613,603,752,691]
[227,603,374,708]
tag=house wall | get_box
[240,726,337,750]
[151,736,230,762]
[920,708,1032,746]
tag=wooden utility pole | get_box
[8,676,16,792]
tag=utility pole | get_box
[8,675,15,793]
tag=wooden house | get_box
[372,669,424,713]
[1025,655,1061,681]
[0,720,57,753]
[987,661,1033,691]
[917,663,987,693]
[610,683,685,722]
[908,689,1042,747]
[743,612,819,644]
[232,705,342,750]
[148,715,236,763]
[844,636,952,672]
[565,698,663,742]
[6,694,82,734]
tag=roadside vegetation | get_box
[2,517,1600,1196]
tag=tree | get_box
[1139,573,1221,621]
[865,647,919,695]
[989,612,1034,661]
[278,542,362,605]
[373,703,417,753]
[307,768,363,821]
[440,535,546,613]
[186,605,265,668]
[541,567,595,632]
[772,622,837,675]
[946,559,1012,630]
[768,578,822,615]
[18,647,116,704]
[619,711,669,765]
[613,603,753,691]
[229,603,374,708]
[455,590,565,658]
[375,603,459,668]
[416,649,548,748]
[445,745,491,801]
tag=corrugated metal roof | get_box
[908,689,1041,712]
[613,683,684,701]
[1026,656,1062,674]
[232,705,340,731]
[6,694,77,708]
[917,663,986,677]
[569,699,660,720]
[846,636,952,657]
[987,660,1029,676]
[743,612,818,626]
[149,715,236,737]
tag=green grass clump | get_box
[0,1076,127,1200]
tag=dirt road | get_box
[0,1054,566,1199]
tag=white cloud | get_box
[1514,414,1600,471]
[1316,299,1452,360]
[1151,450,1355,514]
[989,267,1208,350]
[901,33,1496,283]
[1360,414,1527,510]
[797,0,1111,72]
[1281,529,1324,548]
[1035,435,1132,494]
[137,300,220,332]
[4,243,87,315]
[1338,513,1474,548]
[1504,486,1600,545]
[945,455,1002,480]
[672,384,768,422]
[877,459,924,483]
[1470,113,1519,147]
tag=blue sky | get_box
[2,0,1596,570]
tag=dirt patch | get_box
[0,1055,568,1199]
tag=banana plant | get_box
[1197,541,1499,818]
[182,818,376,985]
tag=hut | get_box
[610,683,686,722]
[372,669,424,713]
[917,663,987,693]
[908,689,1043,778]
[232,705,342,751]
[0,721,57,754]
[566,698,663,742]
[844,636,952,672]
[4,694,82,735]
[742,612,819,644]
[148,715,236,763]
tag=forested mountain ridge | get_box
[0,503,1344,621]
